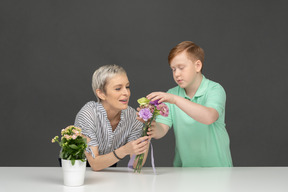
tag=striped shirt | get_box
[74,101,143,158]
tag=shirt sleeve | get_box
[126,108,143,142]
[204,83,226,118]
[74,101,99,158]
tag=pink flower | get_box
[64,135,71,140]
[72,129,79,135]
[72,135,77,139]
[157,103,169,117]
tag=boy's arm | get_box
[147,92,219,125]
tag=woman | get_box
[74,64,149,171]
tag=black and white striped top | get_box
[74,101,142,158]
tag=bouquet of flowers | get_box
[134,97,169,173]
[52,125,87,165]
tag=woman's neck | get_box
[101,102,121,130]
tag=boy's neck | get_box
[184,73,203,99]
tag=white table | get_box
[0,167,287,192]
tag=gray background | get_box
[1,0,288,167]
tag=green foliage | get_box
[52,126,88,165]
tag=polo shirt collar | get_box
[181,75,208,100]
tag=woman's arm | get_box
[84,135,149,171]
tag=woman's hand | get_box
[146,92,177,104]
[124,136,150,155]
[136,107,145,123]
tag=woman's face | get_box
[100,73,131,111]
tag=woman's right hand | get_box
[124,136,150,155]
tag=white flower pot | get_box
[61,159,86,187]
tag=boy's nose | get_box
[174,69,180,77]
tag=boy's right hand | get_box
[146,92,177,104]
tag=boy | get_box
[147,41,232,167]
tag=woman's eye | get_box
[126,86,130,89]
[115,88,121,91]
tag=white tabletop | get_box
[0,167,287,192]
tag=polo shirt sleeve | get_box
[205,83,226,118]
[74,102,99,158]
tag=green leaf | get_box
[69,144,79,149]
[137,97,150,105]
[71,159,75,165]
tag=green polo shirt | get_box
[156,75,233,167]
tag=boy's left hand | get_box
[146,92,176,104]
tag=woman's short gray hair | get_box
[92,64,126,102]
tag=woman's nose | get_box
[122,88,129,95]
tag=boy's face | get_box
[170,51,202,89]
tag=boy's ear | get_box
[195,60,202,72]
[96,89,106,101]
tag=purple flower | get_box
[139,108,153,121]
[149,99,160,106]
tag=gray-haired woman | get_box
[74,64,149,171]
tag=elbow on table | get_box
[91,166,103,172]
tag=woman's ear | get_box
[96,89,106,101]
[195,60,202,73]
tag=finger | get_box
[138,147,148,154]
[159,98,165,103]
[136,136,149,144]
[146,92,155,99]
[147,92,160,100]
[136,117,144,122]
[138,140,149,148]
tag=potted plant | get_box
[52,125,88,186]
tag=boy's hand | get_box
[146,121,157,138]
[146,92,176,104]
